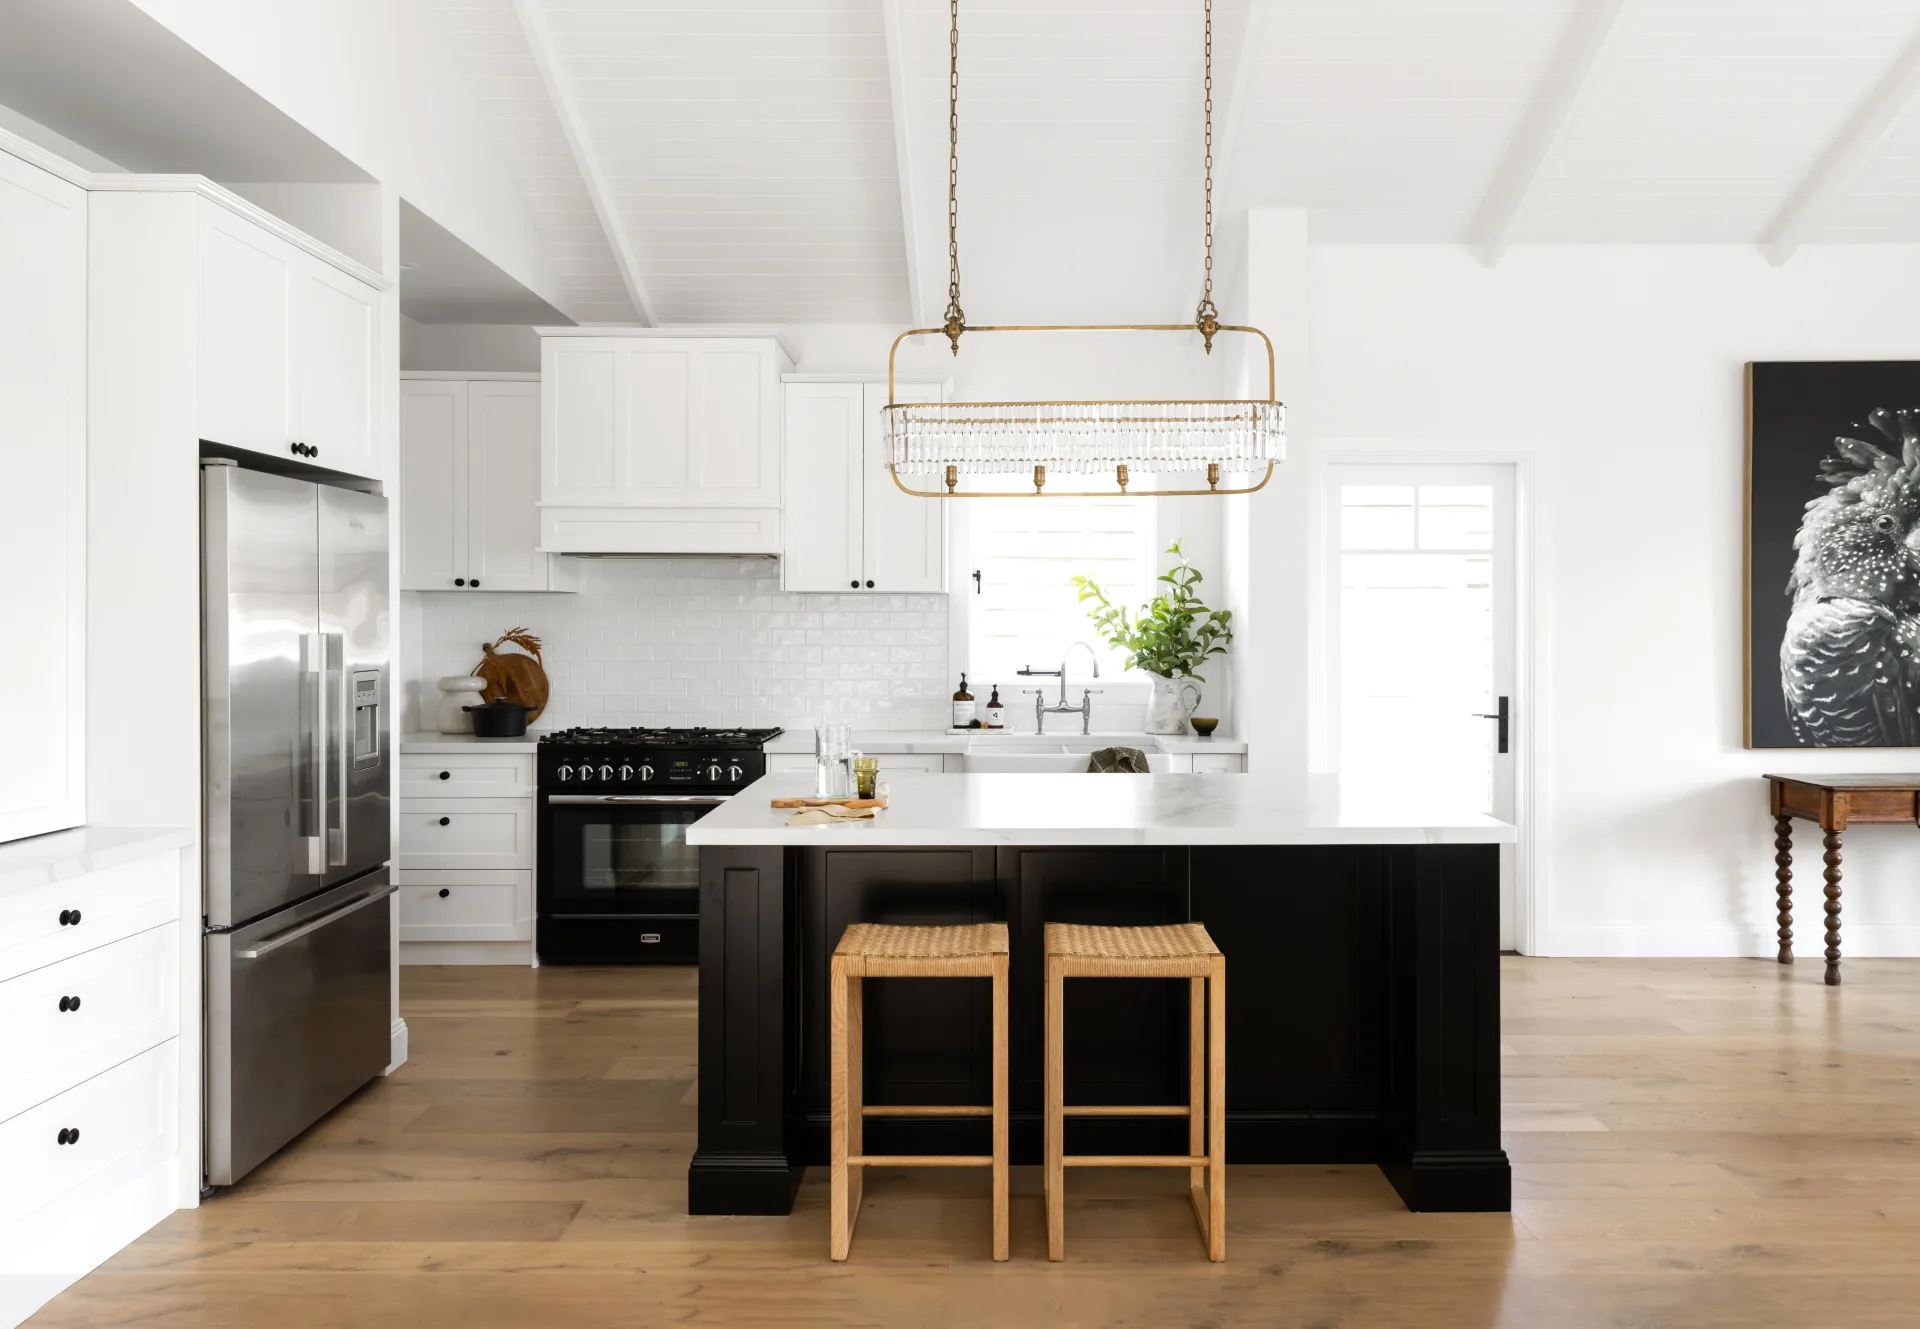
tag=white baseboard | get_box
[384,1016,409,1076]
[400,939,536,966]
[1528,923,1920,959]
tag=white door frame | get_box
[1309,443,1544,956]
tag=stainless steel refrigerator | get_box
[201,461,392,1186]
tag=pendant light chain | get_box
[942,0,966,355]
[1195,0,1220,353]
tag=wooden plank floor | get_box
[30,958,1920,1328]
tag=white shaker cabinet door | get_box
[197,203,297,458]
[543,339,623,503]
[781,382,865,592]
[686,343,779,505]
[863,381,945,593]
[0,151,85,841]
[467,380,548,591]
[399,380,467,591]
[294,259,380,478]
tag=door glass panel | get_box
[549,804,712,912]
[1339,484,1496,811]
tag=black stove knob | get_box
[557,764,573,782]
[638,763,654,782]
[727,763,744,782]
[705,762,724,781]
[599,764,615,781]
[619,764,635,780]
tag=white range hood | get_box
[535,326,794,555]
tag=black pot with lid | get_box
[463,700,534,738]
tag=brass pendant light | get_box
[885,0,1285,499]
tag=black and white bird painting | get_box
[1748,362,1920,749]
[1780,408,1920,746]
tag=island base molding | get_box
[688,843,1511,1216]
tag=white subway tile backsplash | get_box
[406,557,950,732]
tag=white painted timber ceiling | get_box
[433,0,1920,326]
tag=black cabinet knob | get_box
[438,888,450,899]
[439,770,451,780]
[470,579,479,588]
[311,446,319,458]
[865,580,875,588]
[850,580,859,588]
[57,1127,78,1145]
[58,908,80,926]
[454,578,466,587]
[438,816,450,826]
[59,995,81,1012]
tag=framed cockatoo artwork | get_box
[1747,361,1920,747]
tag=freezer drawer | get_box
[205,872,392,1187]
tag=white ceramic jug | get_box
[437,676,488,734]
[1143,672,1202,735]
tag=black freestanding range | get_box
[536,726,781,963]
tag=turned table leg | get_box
[1821,828,1843,986]
[1774,814,1793,964]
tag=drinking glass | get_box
[815,724,854,799]
[854,756,879,799]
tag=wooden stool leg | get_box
[847,971,864,1227]
[1187,976,1205,1199]
[1045,955,1065,1262]
[991,953,1009,1261]
[1774,814,1793,964]
[1206,960,1226,1262]
[1823,828,1843,986]
[830,958,852,1261]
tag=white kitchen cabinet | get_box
[538,328,793,554]
[199,199,381,479]
[0,148,86,842]
[401,375,572,592]
[396,747,537,963]
[783,379,946,594]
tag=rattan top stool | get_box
[1044,922,1225,1261]
[830,921,1010,1261]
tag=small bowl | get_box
[1189,716,1219,738]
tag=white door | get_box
[0,152,86,841]
[782,382,864,592]
[863,381,945,593]
[294,260,379,477]
[689,344,778,504]
[400,380,467,591]
[1325,463,1520,946]
[198,203,297,457]
[467,380,547,591]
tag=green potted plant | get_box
[1073,541,1232,735]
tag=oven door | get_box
[540,793,720,921]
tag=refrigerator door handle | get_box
[300,631,326,874]
[234,885,395,960]
[326,632,348,867]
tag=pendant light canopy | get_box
[885,0,1286,499]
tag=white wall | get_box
[123,0,572,320]
[400,318,541,373]
[1296,241,1920,957]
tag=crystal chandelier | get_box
[885,0,1285,499]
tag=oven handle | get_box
[546,794,729,805]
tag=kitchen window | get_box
[953,497,1156,697]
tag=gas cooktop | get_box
[541,726,784,750]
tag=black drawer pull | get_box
[470,579,479,588]
[438,888,450,898]
[866,580,875,588]
[454,578,466,587]
[58,995,81,1012]
[58,909,81,926]
[438,817,451,826]
[57,1127,79,1145]
[439,770,451,780]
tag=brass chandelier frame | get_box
[884,0,1284,500]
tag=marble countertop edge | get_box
[0,825,194,893]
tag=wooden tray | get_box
[770,795,888,810]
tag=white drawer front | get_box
[400,753,536,799]
[397,798,534,870]
[1189,753,1244,773]
[766,754,814,775]
[0,923,179,1124]
[397,871,531,942]
[874,754,946,775]
[0,855,180,984]
[0,1041,176,1230]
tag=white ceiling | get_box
[433,0,1920,326]
[399,201,572,323]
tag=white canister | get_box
[436,675,488,734]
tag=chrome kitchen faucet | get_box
[1018,642,1103,735]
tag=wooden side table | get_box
[1766,774,1920,986]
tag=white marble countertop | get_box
[0,825,193,894]
[401,731,546,754]
[761,729,1248,756]
[686,773,1514,847]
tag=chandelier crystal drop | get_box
[884,0,1285,499]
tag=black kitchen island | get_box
[684,772,1514,1217]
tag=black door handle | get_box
[438,817,451,826]
[438,888,450,898]
[1473,696,1510,754]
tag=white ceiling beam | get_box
[511,0,656,326]
[880,0,928,327]
[1472,0,1638,266]
[1765,29,1920,266]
